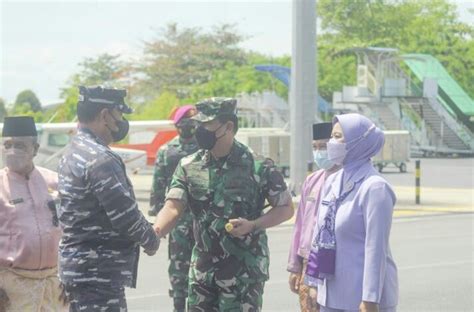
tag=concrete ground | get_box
[125,158,473,311]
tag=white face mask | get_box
[327,138,347,166]
[327,124,376,166]
[2,148,31,173]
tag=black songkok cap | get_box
[2,116,37,137]
[312,122,332,140]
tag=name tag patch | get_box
[9,198,24,205]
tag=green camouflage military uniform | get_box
[166,98,291,312]
[150,137,199,307]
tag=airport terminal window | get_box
[48,133,70,147]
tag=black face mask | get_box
[195,123,226,150]
[177,119,198,139]
[107,111,130,142]
[179,125,196,139]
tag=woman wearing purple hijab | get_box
[305,114,398,312]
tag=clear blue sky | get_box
[0,0,472,104]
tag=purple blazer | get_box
[306,162,398,310]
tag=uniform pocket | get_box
[188,183,209,201]
[302,197,318,221]
[222,188,259,220]
[187,183,210,217]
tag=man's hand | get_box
[288,273,301,294]
[153,224,166,239]
[359,301,379,312]
[153,224,160,236]
[308,287,319,311]
[143,249,157,256]
[145,234,160,256]
[0,287,10,312]
[227,218,255,237]
[143,232,160,256]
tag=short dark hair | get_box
[217,114,238,134]
[77,101,109,123]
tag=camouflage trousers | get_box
[64,283,127,312]
[187,252,265,312]
[168,213,194,311]
[188,278,264,312]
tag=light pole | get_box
[289,0,317,194]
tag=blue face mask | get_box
[313,149,336,170]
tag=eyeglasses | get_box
[3,141,29,151]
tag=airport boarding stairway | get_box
[400,97,473,152]
[402,54,474,152]
[358,50,473,154]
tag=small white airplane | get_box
[0,120,177,173]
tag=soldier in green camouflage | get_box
[153,97,294,311]
[149,105,200,312]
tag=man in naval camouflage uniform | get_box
[153,98,294,312]
[57,86,159,312]
[148,105,200,312]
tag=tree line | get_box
[0,0,472,123]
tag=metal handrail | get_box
[425,97,474,150]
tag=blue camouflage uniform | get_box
[58,127,159,311]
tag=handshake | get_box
[143,224,161,256]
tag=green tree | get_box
[0,98,7,121]
[55,87,79,122]
[56,53,130,122]
[74,53,128,87]
[137,23,247,99]
[317,45,356,100]
[189,54,291,101]
[131,91,181,121]
[8,102,47,123]
[60,24,291,122]
[14,90,42,112]
[316,0,474,98]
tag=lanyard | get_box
[314,179,361,248]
